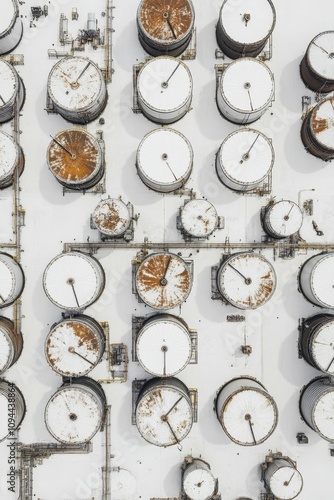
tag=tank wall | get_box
[0,18,23,55]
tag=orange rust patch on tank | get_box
[93,201,128,233]
[140,0,193,42]
[312,117,329,134]
[69,321,99,351]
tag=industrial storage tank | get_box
[217,58,274,124]
[45,315,105,377]
[47,129,104,190]
[298,252,334,308]
[0,59,25,123]
[0,0,23,55]
[0,379,26,441]
[137,0,195,57]
[44,376,106,444]
[135,377,193,447]
[299,376,334,442]
[216,128,274,192]
[0,130,24,189]
[179,199,219,239]
[0,317,23,375]
[43,251,105,312]
[92,198,132,240]
[0,253,25,308]
[137,56,192,124]
[215,376,278,446]
[300,314,334,374]
[263,458,303,500]
[263,200,303,239]
[301,97,334,161]
[182,459,217,500]
[136,128,193,192]
[135,314,192,376]
[134,252,193,310]
[47,57,108,124]
[216,0,276,59]
[300,31,334,93]
[216,252,276,309]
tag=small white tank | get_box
[216,0,276,59]
[217,58,274,124]
[0,0,23,55]
[216,128,274,192]
[0,59,25,123]
[300,31,334,93]
[0,130,24,189]
[135,252,192,310]
[0,379,26,441]
[180,199,218,238]
[43,251,105,312]
[0,317,23,375]
[264,458,303,500]
[136,314,192,376]
[0,253,25,308]
[215,377,278,445]
[300,314,334,374]
[299,252,334,308]
[182,460,216,500]
[45,377,106,444]
[137,56,193,124]
[47,129,104,190]
[301,97,334,161]
[45,315,105,377]
[92,198,131,238]
[299,376,334,442]
[263,200,303,239]
[47,57,108,124]
[136,128,193,192]
[216,252,276,309]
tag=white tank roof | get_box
[110,469,137,500]
[92,199,131,236]
[0,131,19,180]
[308,253,334,308]
[268,465,303,500]
[137,317,192,376]
[220,0,275,44]
[137,128,193,187]
[311,320,334,374]
[45,385,103,444]
[218,129,274,185]
[266,201,303,237]
[181,199,218,237]
[48,57,104,111]
[312,389,334,441]
[0,0,17,36]
[0,325,12,373]
[220,58,274,113]
[309,97,334,150]
[0,59,18,106]
[0,256,17,305]
[183,465,216,500]
[308,31,334,80]
[137,57,192,113]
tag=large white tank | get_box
[300,314,334,374]
[137,0,195,57]
[216,128,274,192]
[299,376,334,442]
[0,379,26,441]
[45,315,105,377]
[299,252,334,308]
[47,129,104,190]
[0,59,25,123]
[216,0,276,59]
[215,376,278,446]
[301,97,334,161]
[300,31,334,93]
[135,377,193,447]
[136,127,193,192]
[217,58,274,124]
[47,57,108,124]
[0,130,24,189]
[0,253,25,308]
[92,198,132,239]
[264,458,303,500]
[263,200,303,239]
[137,56,193,124]
[0,0,23,55]
[216,252,276,309]
[182,460,217,500]
[0,317,23,375]
[43,251,105,312]
[44,377,106,444]
[135,252,193,310]
[179,199,219,238]
[136,314,192,376]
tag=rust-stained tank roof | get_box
[309,97,334,150]
[92,199,131,237]
[47,129,102,185]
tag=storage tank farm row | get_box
[1,0,334,499]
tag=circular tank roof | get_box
[0,59,19,106]
[266,200,303,237]
[0,325,12,374]
[0,0,18,36]
[218,128,274,186]
[312,388,334,441]
[181,199,218,238]
[92,198,131,237]
[268,465,303,500]
[219,0,276,44]
[110,469,137,500]
[309,97,334,151]
[48,57,104,112]
[0,255,18,306]
[307,31,334,80]
[309,253,334,308]
[137,56,192,113]
[0,131,19,181]
[47,129,102,185]
[310,320,334,374]
[183,465,216,500]
[220,58,274,113]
